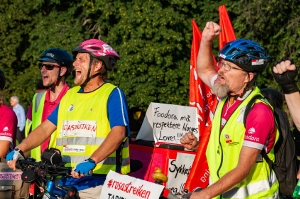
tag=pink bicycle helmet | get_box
[72,39,120,71]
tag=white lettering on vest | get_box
[60,120,97,137]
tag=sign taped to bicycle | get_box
[100,170,164,199]
[136,102,198,144]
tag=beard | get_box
[212,73,230,98]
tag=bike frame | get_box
[45,181,68,199]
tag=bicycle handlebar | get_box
[16,157,72,178]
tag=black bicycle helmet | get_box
[39,48,74,76]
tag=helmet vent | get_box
[241,42,249,45]
[89,47,102,50]
[235,55,249,60]
[252,52,261,58]
[246,47,256,50]
[227,47,241,55]
[222,44,231,52]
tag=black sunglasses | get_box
[39,63,62,70]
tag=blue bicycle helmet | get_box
[218,39,269,73]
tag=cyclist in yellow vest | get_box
[7,39,130,199]
[180,22,279,198]
[24,48,73,161]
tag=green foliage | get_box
[1,0,300,112]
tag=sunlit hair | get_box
[92,58,107,81]
[10,96,19,103]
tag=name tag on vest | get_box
[60,120,97,137]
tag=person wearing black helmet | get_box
[7,40,130,199]
[0,69,17,158]
[24,48,73,161]
[180,22,279,198]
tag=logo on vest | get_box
[248,127,255,134]
[224,134,232,143]
[68,104,74,112]
[63,145,85,153]
[3,126,8,131]
[60,120,97,137]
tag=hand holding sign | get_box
[180,132,199,152]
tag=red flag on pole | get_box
[219,5,236,50]
[185,6,236,192]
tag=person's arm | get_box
[196,21,221,89]
[272,60,300,130]
[0,141,11,158]
[19,106,26,131]
[7,119,57,170]
[285,92,300,130]
[190,146,261,199]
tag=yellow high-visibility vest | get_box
[207,87,279,198]
[52,83,130,174]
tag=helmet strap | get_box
[81,55,95,88]
[50,68,62,92]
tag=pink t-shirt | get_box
[26,83,70,152]
[0,105,17,153]
[221,99,275,153]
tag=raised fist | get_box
[272,60,299,94]
[202,21,222,42]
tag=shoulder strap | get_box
[243,94,273,172]
[243,95,264,128]
[34,91,46,113]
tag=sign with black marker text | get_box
[100,171,164,199]
[136,102,199,144]
[166,153,195,195]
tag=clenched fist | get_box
[202,21,222,42]
[272,60,299,94]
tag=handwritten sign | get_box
[136,102,198,144]
[166,153,195,194]
[100,171,164,199]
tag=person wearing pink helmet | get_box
[6,39,130,198]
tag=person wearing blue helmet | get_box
[180,22,279,198]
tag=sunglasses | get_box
[39,63,62,70]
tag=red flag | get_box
[185,20,217,191]
[219,5,236,50]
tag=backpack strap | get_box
[243,94,273,172]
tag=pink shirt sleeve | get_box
[0,105,17,144]
[243,102,276,153]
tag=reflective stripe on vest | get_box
[207,87,279,199]
[24,119,32,138]
[54,83,130,175]
[210,171,279,198]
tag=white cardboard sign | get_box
[166,153,195,194]
[136,102,199,144]
[100,171,164,199]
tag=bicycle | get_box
[16,157,79,199]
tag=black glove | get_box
[272,59,299,94]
